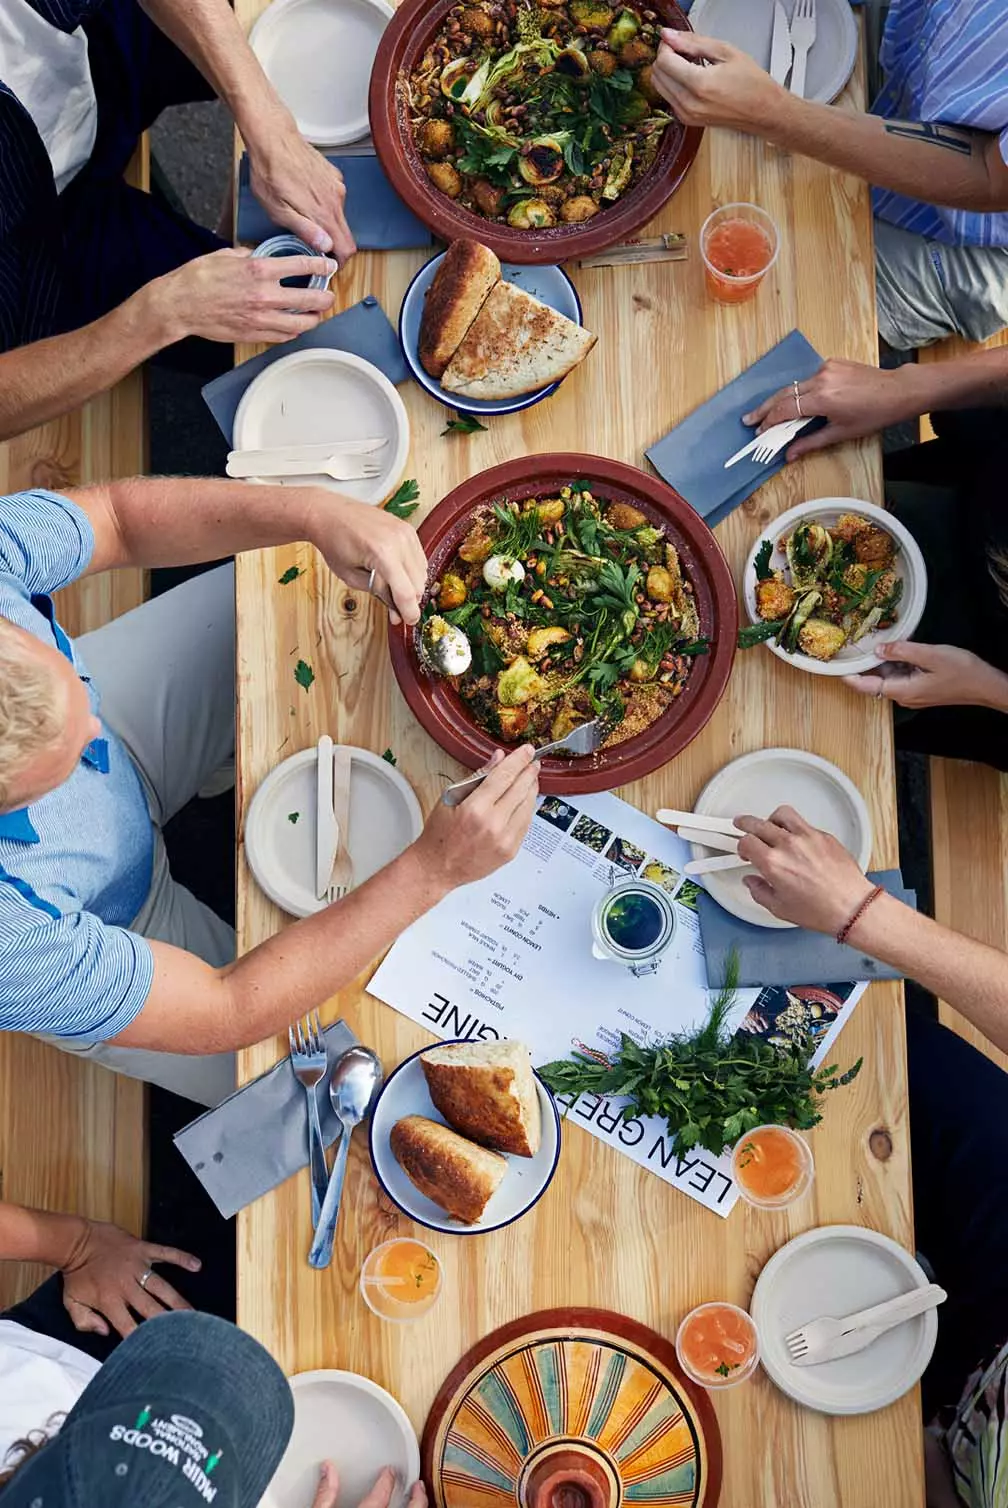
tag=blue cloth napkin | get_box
[645,330,825,529]
[201,295,410,443]
[697,870,917,988]
[236,151,434,252]
[174,1020,358,1219]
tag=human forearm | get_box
[139,0,289,150]
[851,895,1008,1055]
[764,99,1005,214]
[115,846,451,1055]
[894,349,1008,418]
[73,474,323,573]
[0,288,172,443]
[0,1200,89,1268]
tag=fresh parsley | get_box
[294,659,315,692]
[278,565,302,585]
[442,414,488,436]
[287,811,300,824]
[381,747,397,766]
[384,479,420,520]
[539,954,862,1158]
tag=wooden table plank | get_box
[232,17,923,1504]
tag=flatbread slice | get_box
[440,281,596,401]
[419,239,501,379]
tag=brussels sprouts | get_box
[507,198,556,228]
[518,138,566,185]
[497,657,545,706]
[607,8,640,48]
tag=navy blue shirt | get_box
[0,489,154,1040]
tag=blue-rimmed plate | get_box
[399,255,584,417]
[369,1041,562,1235]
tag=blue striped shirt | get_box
[0,489,154,1042]
[872,0,1008,246]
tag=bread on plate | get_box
[439,281,596,401]
[418,239,500,378]
[420,1039,541,1158]
[390,1115,507,1225]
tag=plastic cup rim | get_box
[359,1237,444,1323]
[730,1123,816,1209]
[675,1300,761,1389]
[699,201,781,284]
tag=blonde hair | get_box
[0,618,65,812]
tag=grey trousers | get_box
[41,566,238,1107]
[876,218,1008,351]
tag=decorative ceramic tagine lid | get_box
[421,1308,722,1507]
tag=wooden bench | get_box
[917,329,1008,1073]
[0,148,150,1308]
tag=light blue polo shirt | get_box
[872,0,1008,247]
[0,490,154,1041]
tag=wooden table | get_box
[232,13,923,1502]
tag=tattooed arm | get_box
[650,32,1008,213]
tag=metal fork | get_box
[440,719,604,806]
[288,1012,329,1226]
[789,0,816,99]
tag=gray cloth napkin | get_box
[645,330,825,528]
[697,870,917,987]
[201,296,410,443]
[236,151,434,251]
[173,1020,357,1219]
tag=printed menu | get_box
[368,792,866,1216]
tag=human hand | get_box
[414,747,540,889]
[307,492,428,626]
[61,1219,200,1339]
[743,361,920,460]
[310,1463,427,1508]
[651,29,787,132]
[843,641,1008,711]
[734,806,874,934]
[151,247,337,345]
[249,127,356,266]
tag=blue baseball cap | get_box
[2,1311,294,1508]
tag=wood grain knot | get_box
[342,595,359,615]
[632,293,653,310]
[869,1127,893,1162]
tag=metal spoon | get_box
[308,1045,383,1270]
[418,615,472,677]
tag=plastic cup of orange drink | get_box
[700,203,780,304]
[676,1302,760,1390]
[730,1124,815,1210]
[360,1238,443,1323]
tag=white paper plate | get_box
[232,349,410,503]
[399,256,585,417]
[249,0,393,146]
[369,1043,562,1235]
[742,497,928,677]
[750,1225,938,1415]
[688,0,857,104]
[691,748,872,930]
[245,745,423,917]
[261,1369,420,1508]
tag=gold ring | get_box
[793,380,803,419]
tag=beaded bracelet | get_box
[836,884,884,946]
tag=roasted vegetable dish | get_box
[408,0,674,226]
[742,512,904,661]
[421,482,709,749]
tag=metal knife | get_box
[769,0,793,86]
[315,735,338,900]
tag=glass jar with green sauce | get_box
[590,877,677,977]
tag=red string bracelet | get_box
[836,884,884,946]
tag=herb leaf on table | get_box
[278,565,302,585]
[442,414,488,436]
[384,479,420,519]
[294,659,315,692]
[539,954,862,1158]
